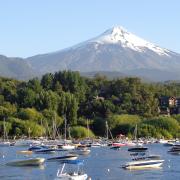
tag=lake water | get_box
[0,144,179,180]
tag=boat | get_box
[0,118,10,147]
[168,144,180,155]
[6,158,45,166]
[122,159,164,170]
[70,149,91,155]
[111,142,126,147]
[110,146,121,150]
[90,142,102,147]
[158,139,168,144]
[55,160,89,180]
[128,147,148,152]
[28,146,44,151]
[128,125,147,152]
[47,154,78,161]
[14,139,41,146]
[132,155,161,161]
[34,148,56,154]
[164,142,175,146]
[60,144,75,150]
[16,150,33,155]
[0,141,11,147]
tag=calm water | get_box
[0,144,180,180]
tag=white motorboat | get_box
[14,139,41,146]
[158,139,168,144]
[0,141,11,147]
[90,142,102,147]
[55,160,89,180]
[122,159,164,170]
[168,144,180,155]
[6,157,45,166]
[61,144,75,150]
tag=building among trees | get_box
[159,96,180,115]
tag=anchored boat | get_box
[47,154,78,161]
[168,144,180,155]
[122,159,164,170]
[55,160,89,180]
[6,158,45,166]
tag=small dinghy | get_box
[47,154,78,161]
[55,160,89,180]
[122,159,164,170]
[6,158,45,166]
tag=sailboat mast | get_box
[3,117,5,142]
[87,119,89,138]
[64,115,67,141]
[105,121,108,140]
[134,124,138,143]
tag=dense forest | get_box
[0,71,180,139]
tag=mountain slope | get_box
[27,26,180,81]
[0,55,36,80]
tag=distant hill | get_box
[0,55,36,80]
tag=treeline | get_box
[0,71,180,138]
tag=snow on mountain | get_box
[26,26,180,81]
[88,26,170,56]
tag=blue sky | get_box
[0,0,179,57]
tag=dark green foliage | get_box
[70,126,94,138]
[0,71,179,138]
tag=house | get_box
[159,96,180,115]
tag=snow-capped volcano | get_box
[26,26,180,81]
[89,26,169,56]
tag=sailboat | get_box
[60,116,75,150]
[0,118,10,147]
[128,125,148,152]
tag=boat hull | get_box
[0,142,11,147]
[6,158,45,166]
[56,173,88,180]
[123,160,164,170]
[47,155,78,161]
